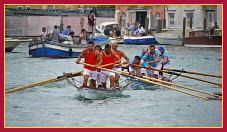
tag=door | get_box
[136,12,147,28]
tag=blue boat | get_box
[124,35,157,44]
[28,35,110,58]
[124,36,157,45]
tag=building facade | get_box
[165,5,222,30]
[115,5,165,34]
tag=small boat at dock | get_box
[124,35,157,45]
[5,38,32,52]
[28,35,110,58]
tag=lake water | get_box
[5,42,222,127]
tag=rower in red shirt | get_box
[101,44,120,89]
[76,41,102,88]
[112,42,129,86]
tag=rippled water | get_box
[5,43,222,127]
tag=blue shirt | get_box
[143,49,160,67]
[130,25,134,31]
[159,50,170,64]
[138,52,147,59]
[62,29,71,35]
[129,59,147,68]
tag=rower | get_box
[128,56,148,76]
[138,48,148,59]
[101,44,120,89]
[157,46,170,81]
[138,48,148,76]
[112,42,129,86]
[76,41,102,88]
[94,45,103,88]
[142,44,161,78]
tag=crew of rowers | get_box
[76,41,170,89]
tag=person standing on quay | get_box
[87,10,96,37]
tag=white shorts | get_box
[129,66,141,76]
[83,68,97,80]
[141,68,146,75]
[97,71,102,85]
[101,70,115,83]
[113,67,122,76]
[146,69,155,77]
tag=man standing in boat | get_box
[101,44,120,89]
[50,25,60,42]
[142,44,161,78]
[112,42,129,86]
[76,41,102,88]
[157,46,170,81]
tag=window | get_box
[186,13,193,27]
[26,6,31,10]
[168,13,174,27]
[121,12,127,29]
[17,6,23,9]
[156,12,161,19]
[207,11,215,27]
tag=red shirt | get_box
[101,50,115,69]
[114,50,122,67]
[83,48,97,71]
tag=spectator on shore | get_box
[79,29,89,45]
[62,25,71,35]
[87,10,96,37]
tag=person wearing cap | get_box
[142,44,161,78]
[157,46,170,81]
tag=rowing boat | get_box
[66,76,132,100]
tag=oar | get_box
[6,70,83,94]
[118,69,221,99]
[81,63,210,100]
[163,68,222,78]
[132,64,222,87]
